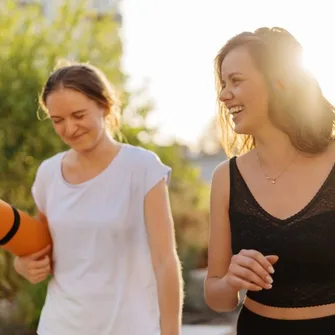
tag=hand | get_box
[14,245,52,284]
[226,249,279,291]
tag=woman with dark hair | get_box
[13,61,183,335]
[204,27,335,334]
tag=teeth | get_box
[229,106,244,114]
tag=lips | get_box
[228,105,244,115]
[69,132,86,141]
[227,105,245,125]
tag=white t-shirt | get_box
[31,144,171,335]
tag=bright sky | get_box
[120,0,335,147]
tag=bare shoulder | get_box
[212,159,230,184]
[210,158,232,209]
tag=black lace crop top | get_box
[229,157,335,308]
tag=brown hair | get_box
[39,60,121,134]
[214,27,335,157]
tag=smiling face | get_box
[46,88,107,152]
[219,46,270,135]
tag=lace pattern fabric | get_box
[229,156,335,308]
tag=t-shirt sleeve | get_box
[143,150,172,195]
[31,160,48,214]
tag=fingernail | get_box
[266,284,272,289]
[268,266,275,274]
[266,276,273,284]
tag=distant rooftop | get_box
[187,150,227,184]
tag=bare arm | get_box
[204,161,279,312]
[144,179,183,335]
[204,161,239,312]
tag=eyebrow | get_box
[224,72,244,80]
[229,72,243,78]
[50,109,87,119]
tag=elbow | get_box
[154,252,182,276]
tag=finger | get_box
[233,255,273,284]
[229,276,263,292]
[230,263,272,290]
[240,249,276,274]
[30,266,51,278]
[29,245,51,261]
[28,256,50,271]
[266,255,279,266]
[31,274,49,284]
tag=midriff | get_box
[244,296,335,320]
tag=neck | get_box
[254,126,298,169]
[73,133,120,166]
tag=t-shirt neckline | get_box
[59,143,128,188]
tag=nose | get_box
[64,120,79,137]
[219,86,233,103]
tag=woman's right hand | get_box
[14,245,52,284]
[226,249,279,291]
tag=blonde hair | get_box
[215,27,335,158]
[39,59,121,134]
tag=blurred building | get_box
[190,152,227,184]
[184,147,227,184]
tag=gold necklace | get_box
[256,151,297,184]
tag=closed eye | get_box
[231,76,243,85]
[51,118,63,124]
[220,76,243,90]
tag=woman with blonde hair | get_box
[205,27,335,334]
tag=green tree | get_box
[0,0,209,329]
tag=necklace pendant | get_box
[256,150,298,186]
[266,176,276,184]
